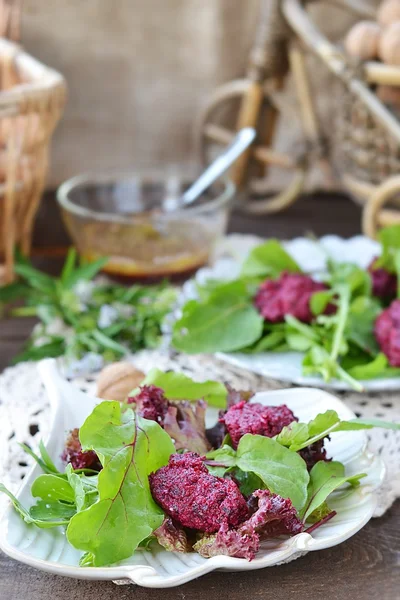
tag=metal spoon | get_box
[163,127,256,211]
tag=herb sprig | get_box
[0,249,177,365]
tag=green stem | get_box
[335,364,364,393]
[330,286,350,362]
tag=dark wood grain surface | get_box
[1,193,399,599]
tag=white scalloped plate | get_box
[178,235,400,392]
[0,359,385,588]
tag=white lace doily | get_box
[0,350,399,518]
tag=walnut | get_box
[97,362,145,401]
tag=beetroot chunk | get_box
[62,428,101,471]
[193,490,303,561]
[375,299,400,367]
[127,385,169,425]
[368,258,397,301]
[149,452,249,533]
[254,272,334,324]
[220,401,296,449]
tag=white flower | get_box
[73,280,95,303]
[114,302,135,319]
[97,304,119,329]
[46,317,69,336]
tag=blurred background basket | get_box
[0,0,66,284]
[333,59,400,236]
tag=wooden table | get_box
[1,193,399,599]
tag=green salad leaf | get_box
[29,500,77,522]
[172,282,263,353]
[66,466,99,512]
[207,435,310,510]
[276,409,400,452]
[301,461,366,522]
[0,484,72,528]
[240,240,301,278]
[31,474,75,504]
[133,368,228,408]
[66,401,174,566]
[375,224,400,274]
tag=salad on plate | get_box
[1,368,398,567]
[171,225,400,391]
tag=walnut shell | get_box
[97,362,145,401]
[379,21,400,65]
[344,21,381,61]
[377,0,400,27]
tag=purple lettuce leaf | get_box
[193,522,259,561]
[153,518,191,553]
[242,489,303,538]
[163,400,212,454]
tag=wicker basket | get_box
[0,36,66,284]
[333,61,400,237]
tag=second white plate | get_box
[178,235,400,392]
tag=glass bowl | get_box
[57,170,235,281]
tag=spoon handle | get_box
[182,127,256,206]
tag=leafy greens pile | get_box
[1,370,399,566]
[0,249,176,364]
[172,227,400,391]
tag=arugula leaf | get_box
[242,326,286,353]
[346,296,381,355]
[66,401,174,566]
[206,445,237,467]
[284,315,320,352]
[0,483,72,528]
[276,409,400,452]
[327,262,372,298]
[31,474,75,504]
[133,368,228,408]
[347,353,388,380]
[172,285,263,354]
[66,465,98,512]
[19,441,62,476]
[240,240,301,279]
[301,461,366,522]
[310,290,334,316]
[29,500,76,522]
